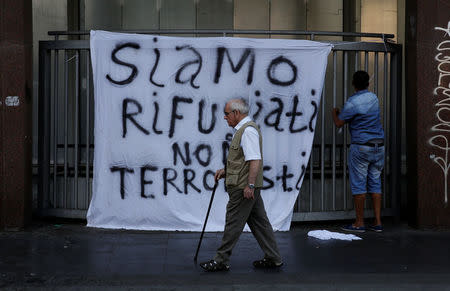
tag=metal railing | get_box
[47,29,395,40]
[38,30,402,221]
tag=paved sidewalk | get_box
[1,220,450,290]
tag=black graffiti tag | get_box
[106,42,140,86]
[122,98,150,138]
[252,102,263,120]
[163,168,183,195]
[172,142,212,167]
[276,165,294,192]
[264,98,284,132]
[193,144,212,167]
[203,170,215,191]
[309,100,318,132]
[169,96,193,138]
[141,166,158,198]
[295,165,307,190]
[183,169,201,194]
[267,56,297,86]
[285,95,307,133]
[175,45,202,89]
[110,166,134,199]
[172,142,192,166]
[262,166,274,190]
[152,102,163,134]
[149,48,165,87]
[198,100,217,134]
[214,47,255,85]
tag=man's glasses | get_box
[224,110,235,116]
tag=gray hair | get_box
[228,98,249,114]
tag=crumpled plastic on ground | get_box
[307,230,362,241]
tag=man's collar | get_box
[234,116,252,131]
[351,89,369,98]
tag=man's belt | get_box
[353,140,384,147]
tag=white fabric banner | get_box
[87,30,332,231]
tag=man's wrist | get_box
[248,184,255,189]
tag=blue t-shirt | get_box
[338,90,384,144]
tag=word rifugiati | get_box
[121,95,318,138]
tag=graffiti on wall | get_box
[429,21,450,207]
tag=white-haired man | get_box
[200,98,283,272]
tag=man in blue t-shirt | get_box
[332,70,385,233]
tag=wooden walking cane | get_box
[194,180,219,262]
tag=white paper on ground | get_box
[307,230,362,241]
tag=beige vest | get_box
[225,121,264,190]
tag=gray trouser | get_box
[214,188,282,265]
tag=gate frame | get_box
[38,30,402,221]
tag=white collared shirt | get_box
[233,116,261,161]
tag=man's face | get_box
[224,103,238,128]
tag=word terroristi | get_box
[109,135,307,199]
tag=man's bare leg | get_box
[353,194,366,227]
[371,193,382,226]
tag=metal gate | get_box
[38,30,402,221]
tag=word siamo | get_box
[105,42,298,88]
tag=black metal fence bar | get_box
[374,52,379,206]
[383,52,388,207]
[389,46,402,217]
[53,50,58,207]
[64,51,69,209]
[365,52,369,70]
[321,82,325,211]
[343,51,348,209]
[74,51,79,209]
[85,51,91,208]
[332,51,337,211]
[309,136,313,212]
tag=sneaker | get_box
[199,260,230,272]
[369,224,383,232]
[341,224,366,233]
[253,258,284,269]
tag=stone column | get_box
[406,0,450,227]
[0,0,33,229]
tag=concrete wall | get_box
[361,0,398,42]
[84,0,122,30]
[122,0,159,30]
[234,0,270,38]
[406,0,450,227]
[307,0,343,35]
[270,0,307,37]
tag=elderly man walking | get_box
[199,98,283,272]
